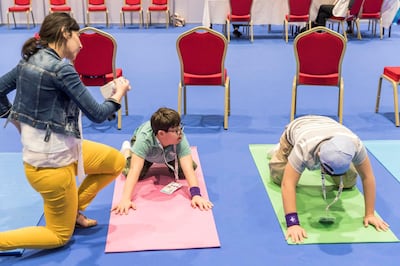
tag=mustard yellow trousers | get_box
[0,140,124,250]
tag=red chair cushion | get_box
[184,69,228,86]
[9,6,30,12]
[383,67,400,82]
[148,5,168,11]
[122,6,141,12]
[51,6,71,12]
[80,68,123,86]
[360,13,381,19]
[285,14,309,22]
[227,14,251,22]
[88,5,107,11]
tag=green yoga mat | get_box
[249,144,399,245]
[364,140,400,183]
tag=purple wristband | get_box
[189,186,201,198]
[285,212,300,228]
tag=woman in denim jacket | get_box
[0,13,130,251]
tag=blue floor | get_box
[1,22,400,266]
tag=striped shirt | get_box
[285,115,366,174]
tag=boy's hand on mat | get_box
[286,225,307,244]
[191,196,214,211]
[363,215,390,231]
[111,199,137,215]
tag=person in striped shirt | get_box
[269,115,389,243]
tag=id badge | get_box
[160,181,182,195]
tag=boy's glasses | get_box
[167,124,184,135]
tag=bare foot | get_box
[76,213,97,228]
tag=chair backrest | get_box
[88,0,105,6]
[349,0,364,16]
[229,0,253,16]
[151,0,167,5]
[14,0,31,5]
[361,0,384,14]
[49,0,67,6]
[74,27,117,86]
[288,0,312,16]
[294,27,346,85]
[176,26,227,83]
[125,0,141,5]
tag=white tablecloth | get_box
[202,0,399,29]
[202,0,288,26]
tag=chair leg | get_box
[341,21,347,41]
[284,20,288,43]
[106,11,109,28]
[356,19,362,39]
[120,11,124,28]
[183,85,187,114]
[178,82,182,116]
[224,78,230,130]
[146,11,150,28]
[250,22,254,42]
[290,76,297,121]
[140,11,144,28]
[391,80,399,126]
[7,12,10,28]
[375,76,383,113]
[124,94,129,116]
[31,11,35,27]
[165,10,169,28]
[338,78,344,124]
[12,13,17,28]
[117,109,122,130]
[26,11,30,29]
[226,20,230,42]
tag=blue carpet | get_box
[364,140,400,183]
[0,153,43,256]
[1,22,400,266]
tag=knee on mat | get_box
[270,174,282,186]
[53,231,73,248]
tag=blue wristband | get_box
[285,212,300,228]
[189,186,201,198]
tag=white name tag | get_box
[160,182,182,195]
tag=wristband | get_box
[285,212,300,228]
[189,186,201,198]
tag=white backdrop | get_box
[0,0,205,25]
[0,0,398,28]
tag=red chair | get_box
[74,27,129,130]
[225,0,253,42]
[328,0,364,41]
[376,67,400,126]
[291,26,346,123]
[146,0,169,28]
[49,0,73,16]
[176,26,230,129]
[120,0,143,28]
[356,0,384,39]
[284,0,312,43]
[7,0,35,29]
[86,0,109,27]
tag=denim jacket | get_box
[0,48,120,141]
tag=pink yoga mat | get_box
[105,147,220,252]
